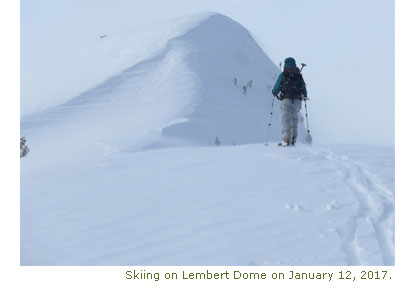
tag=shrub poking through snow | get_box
[242,85,247,94]
[20,136,30,158]
[214,136,221,146]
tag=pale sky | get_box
[21,0,394,146]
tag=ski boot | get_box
[290,136,296,146]
[278,140,290,147]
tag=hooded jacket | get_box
[272,57,307,98]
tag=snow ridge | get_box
[22,13,286,160]
[21,12,213,117]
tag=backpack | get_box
[280,66,305,99]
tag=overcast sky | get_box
[21,0,394,146]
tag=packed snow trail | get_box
[20,143,394,265]
[310,147,395,265]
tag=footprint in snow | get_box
[325,200,340,211]
[285,203,309,212]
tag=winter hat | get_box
[284,57,296,68]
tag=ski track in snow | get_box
[312,147,395,265]
[21,141,394,265]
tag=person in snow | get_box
[272,57,308,146]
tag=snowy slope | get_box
[158,13,284,146]
[21,13,296,160]
[20,13,394,266]
[21,12,212,117]
[21,143,394,265]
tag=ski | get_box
[278,142,295,147]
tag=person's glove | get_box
[272,91,280,100]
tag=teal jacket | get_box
[272,57,307,97]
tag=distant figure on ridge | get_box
[272,57,308,146]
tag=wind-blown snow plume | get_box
[21,13,294,158]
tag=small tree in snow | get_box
[247,80,253,88]
[233,78,238,86]
[214,136,221,146]
[242,85,247,94]
[20,136,30,158]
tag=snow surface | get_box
[21,12,212,117]
[20,13,394,266]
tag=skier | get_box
[272,57,308,146]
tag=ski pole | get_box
[265,95,276,146]
[303,98,312,144]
